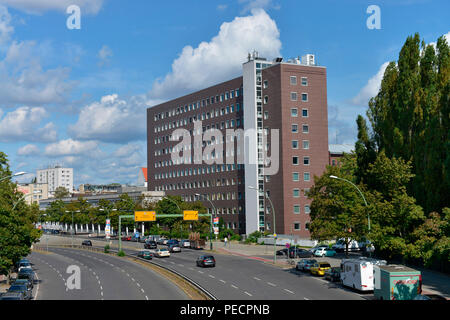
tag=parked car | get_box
[310,262,332,276]
[196,255,216,268]
[324,267,341,282]
[137,250,153,260]
[139,236,148,243]
[332,239,361,252]
[144,240,157,249]
[8,283,32,300]
[18,261,33,272]
[168,244,181,253]
[17,270,35,284]
[162,239,169,245]
[309,245,329,255]
[157,238,167,245]
[166,239,179,246]
[296,248,314,258]
[12,279,33,291]
[0,292,25,300]
[154,248,170,258]
[314,248,337,257]
[82,240,92,246]
[180,240,191,248]
[296,259,318,272]
[122,235,132,241]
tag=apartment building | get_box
[147,53,328,238]
[37,166,74,196]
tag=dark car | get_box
[122,235,132,241]
[166,239,179,247]
[324,267,341,282]
[139,236,148,243]
[144,240,157,249]
[196,255,216,268]
[17,269,36,283]
[296,248,314,258]
[8,284,32,300]
[0,292,25,300]
[12,279,33,291]
[137,250,153,260]
[168,244,181,253]
[82,240,92,246]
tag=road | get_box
[40,234,367,300]
[29,247,188,300]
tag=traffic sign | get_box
[213,227,219,235]
[183,210,199,221]
[213,217,219,224]
[134,211,156,222]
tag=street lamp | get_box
[195,193,216,251]
[0,171,27,183]
[66,210,80,247]
[12,190,42,210]
[248,186,277,264]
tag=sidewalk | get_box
[211,240,450,300]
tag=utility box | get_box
[374,265,422,300]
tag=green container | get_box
[374,265,422,300]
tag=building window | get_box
[292,140,298,149]
[264,96,269,104]
[291,108,298,117]
[290,76,297,85]
[304,205,311,214]
[293,172,299,181]
[291,92,298,101]
[293,156,299,165]
[292,124,298,133]
[304,172,310,181]
[303,156,310,165]
[302,93,308,102]
[294,206,300,214]
[293,189,300,198]
[302,125,309,134]
[302,109,308,117]
[332,159,337,166]
[294,223,301,231]
[264,111,269,120]
[301,77,308,86]
[263,80,268,89]
[303,140,310,149]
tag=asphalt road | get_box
[29,248,188,300]
[42,235,366,300]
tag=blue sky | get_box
[0,0,448,186]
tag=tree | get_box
[54,187,70,200]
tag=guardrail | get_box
[33,244,217,300]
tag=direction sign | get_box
[183,210,199,221]
[134,211,156,222]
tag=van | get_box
[332,239,361,252]
[340,258,387,291]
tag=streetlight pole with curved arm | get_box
[195,193,216,251]
[12,190,42,210]
[0,171,27,183]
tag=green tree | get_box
[54,187,70,200]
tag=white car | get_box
[18,262,32,273]
[155,248,170,258]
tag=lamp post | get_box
[0,171,27,183]
[248,186,277,264]
[195,193,216,251]
[12,190,42,210]
[66,210,80,247]
[330,175,371,256]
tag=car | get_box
[180,240,191,248]
[309,245,329,255]
[314,248,337,257]
[324,267,341,282]
[122,235,132,241]
[144,240,157,249]
[310,262,332,276]
[296,248,314,258]
[0,292,25,300]
[156,238,167,245]
[18,261,33,272]
[137,250,153,260]
[168,244,181,253]
[17,269,36,283]
[8,284,32,300]
[296,259,318,272]
[154,248,170,258]
[82,240,92,246]
[166,239,179,246]
[12,279,33,291]
[139,236,148,243]
[196,255,216,268]
[162,239,169,245]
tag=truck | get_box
[332,238,361,252]
[373,264,422,300]
[189,232,205,250]
[340,257,387,291]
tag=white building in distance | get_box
[37,166,74,196]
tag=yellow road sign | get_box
[183,210,199,221]
[134,211,156,222]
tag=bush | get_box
[104,244,110,253]
[230,234,241,241]
[117,250,125,257]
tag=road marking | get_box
[244,291,253,296]
[198,271,204,274]
[231,285,239,289]
[131,278,135,282]
[178,264,184,267]
[136,283,141,287]
[284,289,295,294]
[267,282,276,287]
[253,277,261,281]
[219,279,226,284]
[145,296,149,300]
[127,273,130,277]
[189,268,194,271]
[141,288,145,293]
[304,297,310,300]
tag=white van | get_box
[332,239,361,252]
[340,258,387,291]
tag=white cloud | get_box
[17,144,40,156]
[429,31,450,50]
[69,94,158,143]
[44,139,99,157]
[149,9,281,100]
[239,0,277,14]
[0,106,57,142]
[351,62,389,106]
[0,0,104,15]
[0,5,13,45]
[97,45,113,67]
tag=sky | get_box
[0,0,448,187]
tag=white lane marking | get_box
[189,268,194,271]
[284,289,295,294]
[141,288,145,293]
[198,271,204,274]
[245,291,253,296]
[208,275,216,279]
[178,264,184,267]
[126,273,130,277]
[267,282,276,287]
[136,283,141,287]
[253,277,261,281]
[231,285,238,289]
[304,297,310,300]
[219,279,226,284]
[131,278,135,282]
[145,296,149,300]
